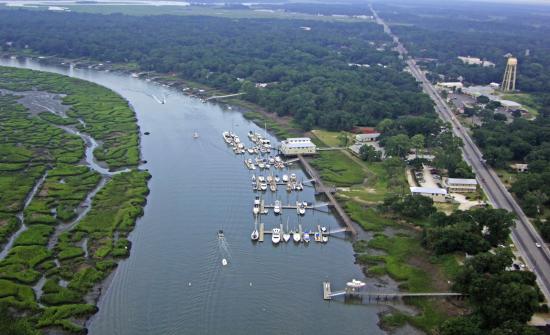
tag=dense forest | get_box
[0,9,434,131]
[376,2,550,93]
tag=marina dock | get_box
[297,155,357,236]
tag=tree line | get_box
[0,9,435,131]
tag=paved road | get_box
[371,6,550,301]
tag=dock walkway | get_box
[297,155,357,236]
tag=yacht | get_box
[260,182,268,191]
[290,173,297,182]
[247,148,255,154]
[193,131,199,139]
[273,200,281,215]
[218,230,225,239]
[293,230,301,243]
[272,228,281,244]
[346,279,366,289]
[322,234,329,243]
[295,182,303,191]
[274,175,280,183]
[222,258,228,266]
[282,174,289,182]
[258,176,265,183]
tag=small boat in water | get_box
[293,230,301,243]
[253,197,261,215]
[193,131,199,139]
[222,258,228,266]
[297,201,306,215]
[218,230,225,239]
[303,231,310,243]
[283,219,291,242]
[251,228,259,241]
[282,174,289,183]
[274,175,280,183]
[272,228,281,244]
[273,200,281,215]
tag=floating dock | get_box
[323,281,332,300]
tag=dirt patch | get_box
[0,219,7,227]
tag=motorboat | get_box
[260,183,268,191]
[266,175,273,183]
[193,131,199,139]
[293,230,301,242]
[303,231,310,243]
[247,148,255,154]
[272,228,281,244]
[346,279,366,289]
[290,173,297,182]
[321,226,327,233]
[273,200,281,215]
[295,182,303,191]
[282,174,289,183]
[274,175,280,183]
[270,182,277,192]
[269,157,275,164]
[251,174,256,182]
[222,258,228,266]
[258,162,265,169]
[248,130,255,139]
[218,230,225,239]
[258,176,265,183]
[222,131,233,144]
[253,197,261,215]
[314,232,321,242]
[322,235,329,243]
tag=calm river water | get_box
[0,57,387,335]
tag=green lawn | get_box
[501,93,540,117]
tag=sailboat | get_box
[293,229,301,243]
[282,218,291,242]
[251,218,259,241]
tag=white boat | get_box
[297,201,306,215]
[346,279,366,289]
[251,224,259,241]
[293,230,301,243]
[260,183,268,191]
[222,258,228,266]
[322,235,329,243]
[253,197,260,215]
[295,182,303,191]
[272,228,281,244]
[247,148,255,154]
[269,157,275,164]
[290,173,297,182]
[303,231,310,243]
[193,131,199,139]
[282,174,289,182]
[269,183,277,192]
[251,174,256,182]
[266,175,273,183]
[275,156,282,163]
[273,200,281,215]
[274,175,280,183]
[218,230,225,239]
[258,176,265,183]
[283,219,291,242]
[258,162,265,169]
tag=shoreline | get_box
[2,53,440,334]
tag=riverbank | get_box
[1,54,461,334]
[0,66,150,333]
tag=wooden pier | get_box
[297,155,357,236]
[323,281,463,301]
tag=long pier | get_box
[323,281,463,300]
[297,155,357,236]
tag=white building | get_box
[355,133,380,142]
[436,82,464,90]
[458,56,495,67]
[446,178,477,193]
[410,186,448,202]
[280,138,316,156]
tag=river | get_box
[0,57,388,335]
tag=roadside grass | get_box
[310,129,351,148]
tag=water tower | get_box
[501,56,518,92]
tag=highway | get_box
[371,6,550,301]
